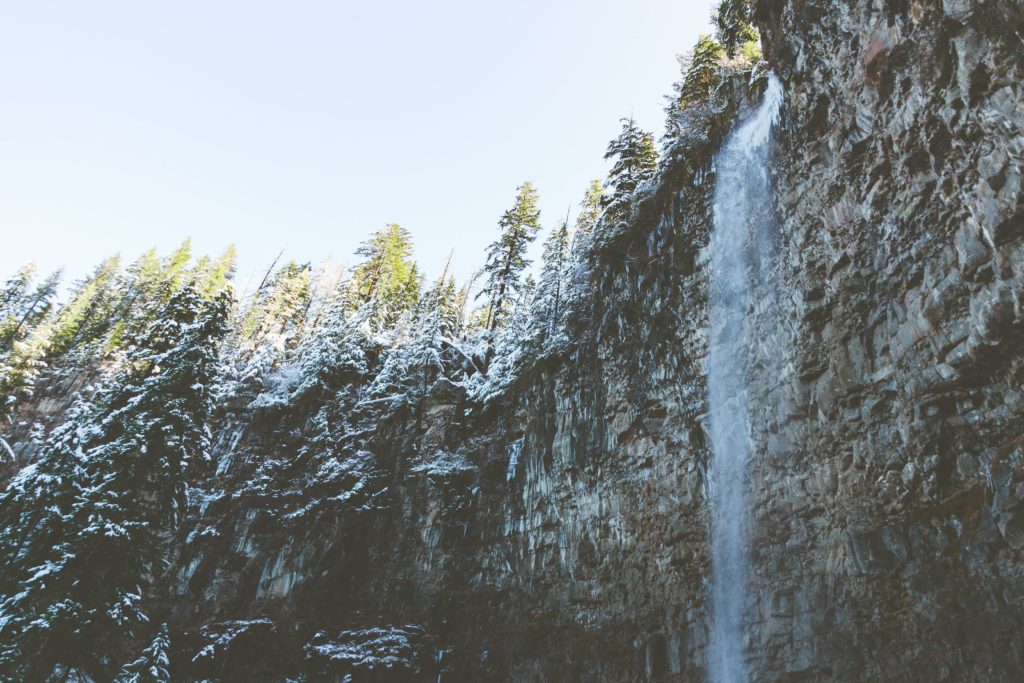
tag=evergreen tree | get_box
[713,0,758,56]
[240,260,312,345]
[0,269,61,351]
[116,624,171,683]
[604,118,658,206]
[575,180,605,240]
[0,264,37,324]
[193,245,238,300]
[478,182,542,331]
[255,298,371,410]
[0,396,101,678]
[347,224,420,330]
[529,218,572,349]
[0,322,56,419]
[0,269,62,418]
[48,255,124,357]
[105,241,194,351]
[0,284,230,680]
[673,35,724,108]
[469,277,536,403]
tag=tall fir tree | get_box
[603,118,659,206]
[347,224,420,330]
[192,245,238,300]
[529,217,572,348]
[478,182,542,331]
[575,180,605,240]
[0,269,61,352]
[672,35,724,108]
[116,624,171,683]
[0,264,36,314]
[0,283,230,681]
[240,259,312,345]
[48,255,124,358]
[713,0,758,56]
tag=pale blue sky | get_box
[0,0,718,291]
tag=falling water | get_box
[706,73,783,683]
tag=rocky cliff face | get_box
[142,1,1023,680]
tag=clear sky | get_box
[0,0,718,292]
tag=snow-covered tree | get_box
[527,218,572,352]
[478,182,542,331]
[713,0,758,56]
[672,35,725,109]
[0,395,106,679]
[575,180,604,242]
[0,284,229,680]
[251,298,371,410]
[604,118,658,206]
[240,259,312,345]
[469,277,536,403]
[105,241,196,352]
[192,245,238,301]
[0,268,61,352]
[363,272,458,410]
[116,624,171,683]
[346,224,420,331]
[48,255,124,358]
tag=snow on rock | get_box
[303,625,433,678]
[410,450,476,481]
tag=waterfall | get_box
[706,73,783,683]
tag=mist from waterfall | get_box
[706,73,783,683]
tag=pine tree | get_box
[193,245,238,300]
[116,624,171,683]
[0,264,37,324]
[257,297,370,409]
[240,259,312,345]
[0,269,62,418]
[0,269,61,352]
[673,35,724,108]
[0,284,230,680]
[478,182,542,331]
[347,224,420,330]
[713,0,758,56]
[469,277,536,403]
[0,396,102,679]
[604,118,658,206]
[105,241,195,352]
[529,218,572,350]
[575,180,604,240]
[48,255,124,357]
[0,322,56,419]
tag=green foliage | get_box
[576,179,605,238]
[116,624,171,683]
[348,224,420,330]
[478,182,543,331]
[241,259,313,343]
[193,245,238,300]
[0,266,63,418]
[531,217,572,344]
[48,255,124,357]
[714,0,759,57]
[604,118,659,205]
[675,35,725,108]
[0,284,229,681]
[105,240,196,351]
